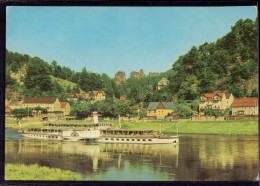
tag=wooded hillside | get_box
[169,18,258,100]
[6,18,258,103]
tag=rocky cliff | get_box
[114,71,126,85]
[130,69,144,79]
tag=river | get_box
[5,129,258,181]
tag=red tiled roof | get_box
[225,93,232,99]
[232,98,258,107]
[66,94,87,99]
[120,96,127,100]
[23,97,58,104]
[202,92,232,99]
[202,93,215,98]
[92,91,106,95]
[5,106,12,113]
[60,102,69,108]
[66,93,76,98]
[77,94,86,99]
[215,92,224,97]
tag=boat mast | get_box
[176,121,179,136]
[119,115,121,129]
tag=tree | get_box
[175,103,193,118]
[24,57,53,97]
[203,108,221,117]
[71,102,91,118]
[11,108,32,119]
[33,106,47,117]
[177,75,200,100]
[95,99,114,117]
[78,67,89,91]
[191,99,199,112]
[113,100,131,117]
[251,89,258,97]
[66,85,72,93]
[72,86,80,94]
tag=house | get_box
[22,97,62,113]
[66,93,79,101]
[157,78,169,90]
[5,102,25,117]
[147,102,176,119]
[199,92,234,112]
[119,95,127,101]
[60,102,71,116]
[66,93,88,101]
[91,91,106,101]
[231,98,258,115]
[5,106,12,116]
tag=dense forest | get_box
[169,18,258,100]
[6,18,258,111]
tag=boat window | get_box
[148,139,152,141]
[137,139,140,141]
[126,139,129,141]
[116,139,119,141]
[132,139,135,141]
[143,139,146,141]
[111,138,114,140]
[105,138,108,140]
[121,139,124,141]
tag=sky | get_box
[6,6,257,78]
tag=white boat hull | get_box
[22,130,101,141]
[22,133,62,140]
[62,130,101,141]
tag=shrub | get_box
[5,163,82,181]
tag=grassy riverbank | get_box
[112,120,258,135]
[5,163,82,180]
[5,118,258,135]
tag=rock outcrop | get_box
[130,69,144,79]
[114,71,126,85]
[148,72,159,77]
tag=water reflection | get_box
[5,140,179,180]
[5,131,258,181]
[177,135,258,181]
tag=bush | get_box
[175,103,193,118]
[5,163,82,180]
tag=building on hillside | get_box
[119,95,127,101]
[66,93,78,101]
[199,92,234,113]
[5,103,25,117]
[5,106,12,116]
[22,97,62,113]
[60,102,71,116]
[66,93,88,101]
[157,78,169,90]
[231,98,258,115]
[147,102,176,119]
[91,91,106,101]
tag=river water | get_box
[5,129,259,181]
